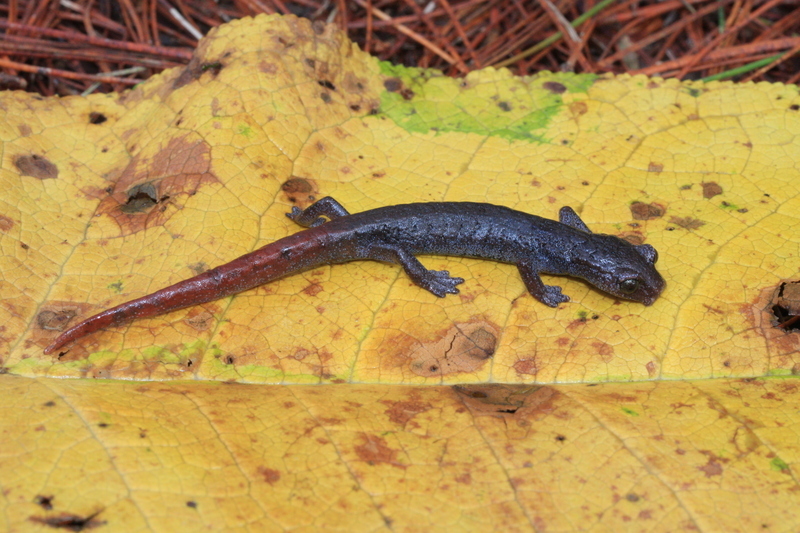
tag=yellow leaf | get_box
[2,13,800,531]
[2,375,799,531]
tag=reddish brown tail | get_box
[43,230,327,355]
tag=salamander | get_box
[43,197,666,354]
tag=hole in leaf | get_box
[120,182,169,214]
[88,112,107,124]
[772,281,800,332]
[34,495,54,510]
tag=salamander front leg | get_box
[517,261,569,307]
[287,196,351,227]
[373,245,464,297]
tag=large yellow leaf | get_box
[1,14,799,531]
[3,376,799,531]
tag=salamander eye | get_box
[620,279,640,295]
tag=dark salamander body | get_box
[44,197,665,354]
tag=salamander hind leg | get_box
[373,245,464,297]
[517,261,569,307]
[287,196,351,228]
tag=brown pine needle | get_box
[1,0,798,96]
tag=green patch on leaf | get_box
[621,407,640,416]
[378,61,440,82]
[234,364,321,384]
[378,65,594,142]
[107,280,124,293]
[144,345,183,365]
[770,457,789,472]
[766,368,792,376]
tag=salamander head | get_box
[571,234,666,305]
[555,206,665,305]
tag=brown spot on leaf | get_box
[569,101,588,117]
[173,56,224,89]
[96,135,217,236]
[0,215,14,232]
[37,308,79,332]
[342,72,366,94]
[184,309,216,331]
[187,262,208,276]
[354,434,406,469]
[630,202,665,220]
[648,162,664,173]
[697,451,726,477]
[258,61,278,75]
[15,154,58,180]
[592,341,614,362]
[317,349,333,364]
[455,473,472,484]
[34,495,54,510]
[302,282,324,296]
[172,57,203,89]
[386,318,499,377]
[383,78,402,92]
[381,396,432,426]
[610,393,643,405]
[618,232,645,245]
[669,216,705,230]
[30,510,105,531]
[455,384,557,421]
[543,81,566,94]
[292,348,310,361]
[702,181,723,198]
[257,467,281,484]
[18,124,32,136]
[513,358,539,376]
[281,177,317,206]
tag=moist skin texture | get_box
[44,197,666,355]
